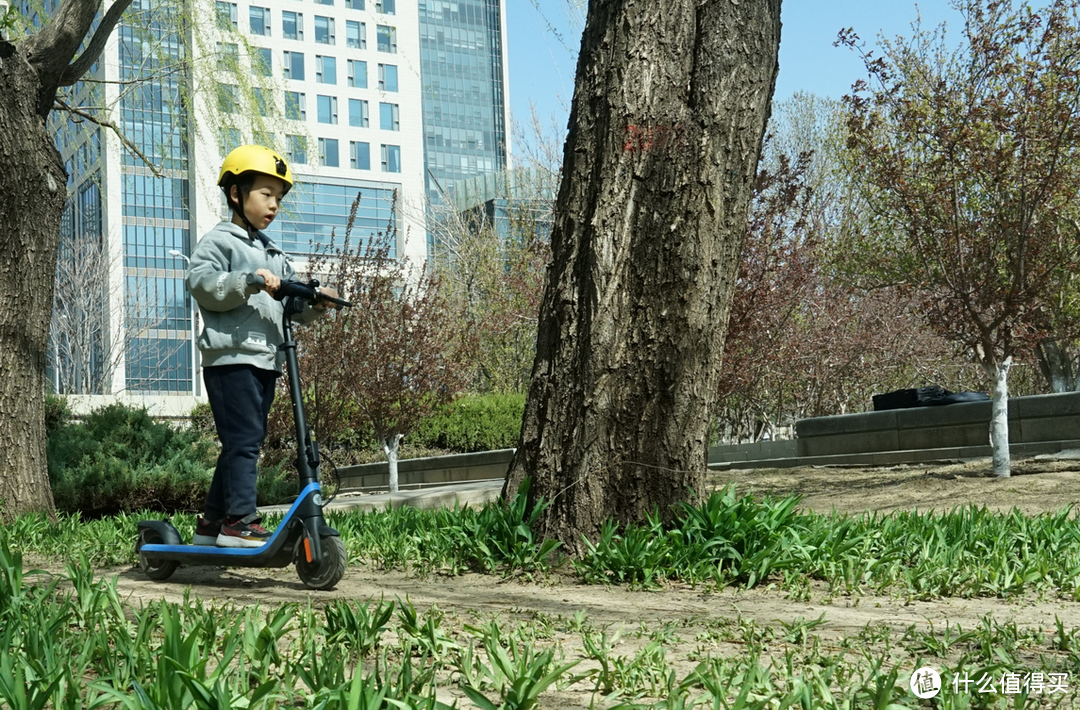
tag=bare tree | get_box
[502,0,783,554]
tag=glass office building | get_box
[119,0,194,392]
[418,0,510,250]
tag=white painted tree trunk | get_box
[989,357,1012,478]
[382,433,404,493]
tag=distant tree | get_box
[299,201,474,492]
[840,0,1080,477]
[717,150,970,441]
[430,204,549,395]
[503,0,783,554]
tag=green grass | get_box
[10,486,1080,600]
[1,526,1079,708]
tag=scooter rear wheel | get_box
[295,535,346,590]
[137,528,179,581]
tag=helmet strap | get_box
[228,185,260,236]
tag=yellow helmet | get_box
[218,145,293,194]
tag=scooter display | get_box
[136,277,351,590]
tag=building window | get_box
[375,0,394,13]
[254,130,275,148]
[282,10,303,40]
[345,0,363,8]
[347,59,367,88]
[253,87,269,116]
[283,51,305,80]
[381,144,400,173]
[316,0,333,5]
[249,6,270,35]
[376,25,396,53]
[350,141,370,170]
[285,91,306,120]
[379,102,399,131]
[216,1,237,29]
[314,16,335,44]
[317,95,338,124]
[287,134,308,164]
[377,63,397,92]
[251,47,272,76]
[319,138,340,167]
[316,55,337,84]
[217,42,239,71]
[219,127,242,155]
[349,98,368,127]
[217,83,238,113]
[346,20,365,49]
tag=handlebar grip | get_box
[246,273,266,288]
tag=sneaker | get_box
[193,516,223,545]
[216,513,273,548]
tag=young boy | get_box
[186,145,337,547]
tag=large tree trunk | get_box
[0,41,67,520]
[0,0,134,520]
[503,0,783,554]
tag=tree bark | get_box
[382,433,403,493]
[0,0,133,520]
[0,39,67,520]
[1035,339,1078,393]
[988,357,1012,478]
[503,0,783,554]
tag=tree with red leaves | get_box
[840,0,1080,476]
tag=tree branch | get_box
[59,0,135,86]
[53,97,162,177]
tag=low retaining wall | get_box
[708,439,796,463]
[796,391,1080,457]
[337,449,515,490]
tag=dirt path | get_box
[101,456,1080,630]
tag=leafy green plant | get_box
[462,619,578,710]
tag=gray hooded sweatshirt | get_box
[187,221,319,373]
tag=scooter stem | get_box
[280,304,319,486]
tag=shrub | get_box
[410,393,525,452]
[47,402,295,516]
[47,404,216,516]
[44,394,71,439]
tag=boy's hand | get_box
[254,268,280,295]
[315,286,341,310]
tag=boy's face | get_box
[232,174,287,230]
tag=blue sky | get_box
[505,0,964,152]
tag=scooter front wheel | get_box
[137,528,179,581]
[295,535,346,590]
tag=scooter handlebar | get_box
[245,274,352,308]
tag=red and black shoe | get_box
[216,513,273,548]
[193,516,222,546]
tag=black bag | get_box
[873,386,989,411]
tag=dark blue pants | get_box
[203,364,277,520]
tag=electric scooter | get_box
[136,277,352,590]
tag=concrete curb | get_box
[708,440,1080,471]
[261,480,504,515]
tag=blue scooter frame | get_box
[136,278,350,590]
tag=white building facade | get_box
[49,0,509,408]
